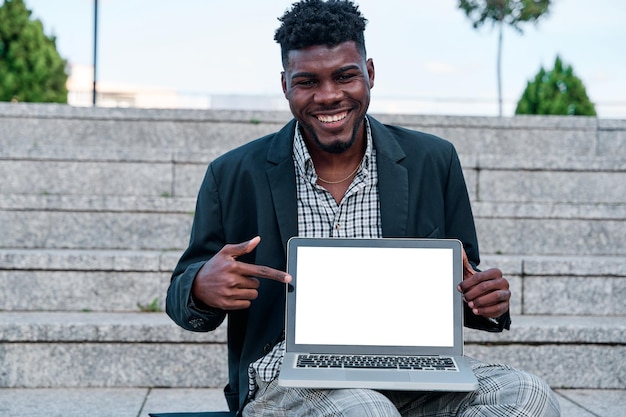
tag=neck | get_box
[312,137,365,186]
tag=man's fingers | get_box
[458,267,510,318]
[238,262,292,284]
[467,289,511,309]
[192,236,291,311]
[462,278,509,306]
[223,299,255,311]
[221,236,262,259]
[458,268,503,292]
[469,302,509,319]
[462,247,476,276]
[212,267,289,311]
[467,288,510,318]
[218,237,291,284]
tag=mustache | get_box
[313,104,345,113]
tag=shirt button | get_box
[335,223,341,229]
[263,344,272,354]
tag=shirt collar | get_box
[292,116,374,184]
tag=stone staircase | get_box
[0,103,624,390]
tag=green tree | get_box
[458,0,551,116]
[516,55,596,116]
[0,0,68,103]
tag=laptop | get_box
[278,237,478,392]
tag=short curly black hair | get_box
[274,0,368,68]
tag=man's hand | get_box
[458,248,510,318]
[192,236,291,310]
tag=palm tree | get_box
[458,0,551,116]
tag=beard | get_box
[301,116,364,154]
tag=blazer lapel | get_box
[267,120,299,246]
[368,117,409,237]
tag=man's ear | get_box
[366,58,375,89]
[281,71,288,97]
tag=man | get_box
[166,0,560,415]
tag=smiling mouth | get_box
[316,111,348,124]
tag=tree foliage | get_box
[457,0,551,116]
[0,0,68,103]
[458,0,551,31]
[516,55,596,116]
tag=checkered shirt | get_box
[247,117,382,398]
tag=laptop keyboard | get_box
[296,354,458,371]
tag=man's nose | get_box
[314,81,343,104]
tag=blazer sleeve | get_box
[444,145,511,332]
[166,164,227,332]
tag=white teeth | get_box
[318,113,347,123]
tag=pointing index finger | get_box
[237,262,291,284]
[253,264,292,284]
[223,236,292,283]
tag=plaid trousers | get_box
[242,358,561,417]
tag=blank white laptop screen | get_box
[294,246,454,348]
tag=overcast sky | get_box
[20,0,626,117]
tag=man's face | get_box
[281,41,375,154]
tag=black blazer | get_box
[166,116,509,412]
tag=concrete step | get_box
[6,132,626,204]
[2,104,623,159]
[382,113,625,159]
[3,152,625,205]
[2,387,622,417]
[473,202,626,256]
[0,269,170,312]
[0,104,289,151]
[464,315,626,390]
[0,312,227,388]
[469,166,626,205]
[0,249,176,312]
[0,210,193,250]
[479,254,626,316]
[0,149,208,198]
[474,218,626,257]
[1,387,231,417]
[1,194,624,254]
[0,312,623,390]
[0,195,195,250]
[1,249,624,314]
[1,159,183,198]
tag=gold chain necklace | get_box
[317,162,361,185]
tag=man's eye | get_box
[296,80,316,86]
[337,74,356,82]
